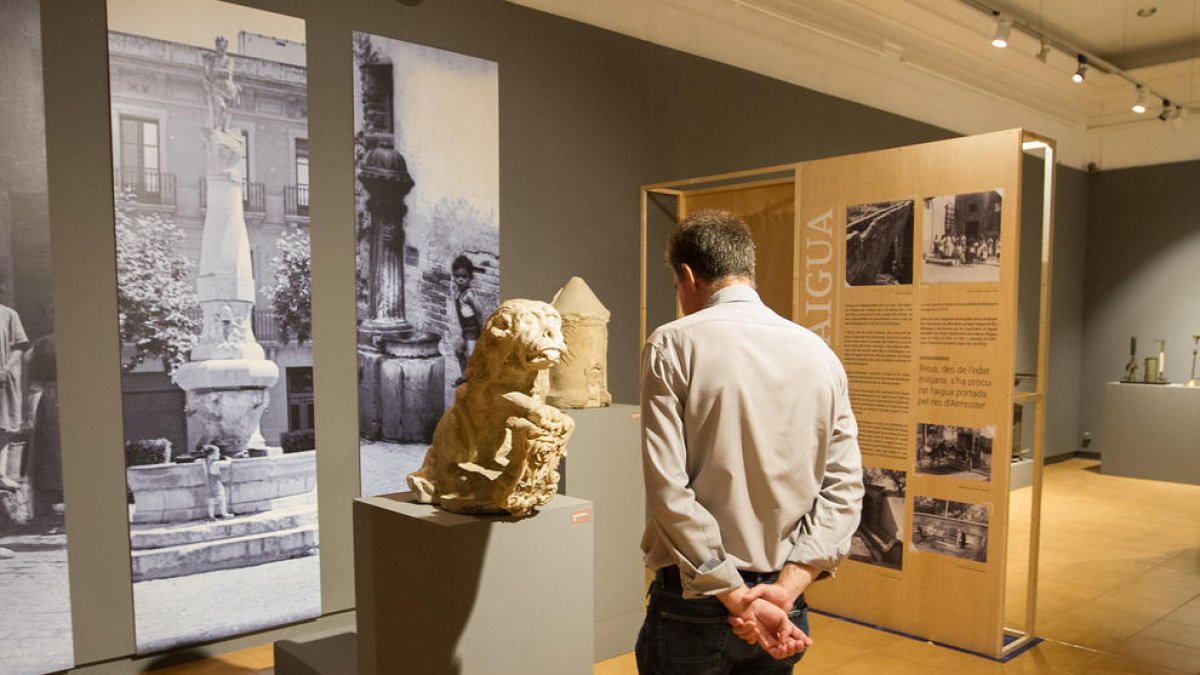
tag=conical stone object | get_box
[547,277,612,408]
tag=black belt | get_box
[655,566,779,590]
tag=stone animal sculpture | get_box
[407,299,575,517]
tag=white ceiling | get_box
[508,0,1200,170]
[988,0,1196,67]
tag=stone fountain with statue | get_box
[123,37,317,583]
[171,35,278,456]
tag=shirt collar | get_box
[704,283,761,309]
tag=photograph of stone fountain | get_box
[106,0,319,653]
[353,32,500,497]
[846,199,915,286]
[0,1,76,672]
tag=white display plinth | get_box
[354,493,595,675]
[1010,456,1033,490]
[1099,382,1200,485]
[561,404,645,661]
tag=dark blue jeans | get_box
[635,572,809,674]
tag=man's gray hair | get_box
[665,209,756,282]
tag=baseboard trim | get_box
[1046,450,1099,465]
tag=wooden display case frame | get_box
[638,130,1055,659]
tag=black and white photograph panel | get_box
[107,0,319,653]
[915,422,994,482]
[353,32,499,497]
[0,1,75,672]
[845,199,914,286]
[848,467,906,571]
[911,496,990,563]
[921,190,1003,284]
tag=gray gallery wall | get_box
[1045,166,1089,459]
[1015,159,1088,460]
[33,0,1093,668]
[1081,159,1200,454]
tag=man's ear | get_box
[677,263,698,289]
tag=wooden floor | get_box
[155,459,1200,675]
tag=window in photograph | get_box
[294,137,309,213]
[119,115,161,201]
[287,366,314,432]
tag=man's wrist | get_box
[717,584,750,614]
[779,562,820,600]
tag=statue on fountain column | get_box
[203,36,240,133]
[174,35,278,457]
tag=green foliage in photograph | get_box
[114,189,198,373]
[269,226,312,345]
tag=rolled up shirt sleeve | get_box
[641,340,744,599]
[786,366,864,575]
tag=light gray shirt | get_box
[640,284,863,599]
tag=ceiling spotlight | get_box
[991,13,1012,48]
[1136,6,1158,18]
[1072,55,1088,83]
[1157,99,1173,121]
[1132,86,1149,114]
[1035,42,1051,62]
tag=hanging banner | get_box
[352,33,499,496]
[0,1,76,672]
[106,0,319,653]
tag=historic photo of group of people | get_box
[0,1,74,671]
[0,302,61,529]
[920,190,1003,284]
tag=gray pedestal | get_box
[354,493,595,675]
[562,404,645,661]
[1099,382,1200,485]
[275,631,357,675]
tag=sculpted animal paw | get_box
[407,474,436,503]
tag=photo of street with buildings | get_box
[106,0,319,653]
[353,32,499,497]
[0,1,75,672]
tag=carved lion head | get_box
[469,299,567,381]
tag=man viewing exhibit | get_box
[636,209,864,673]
